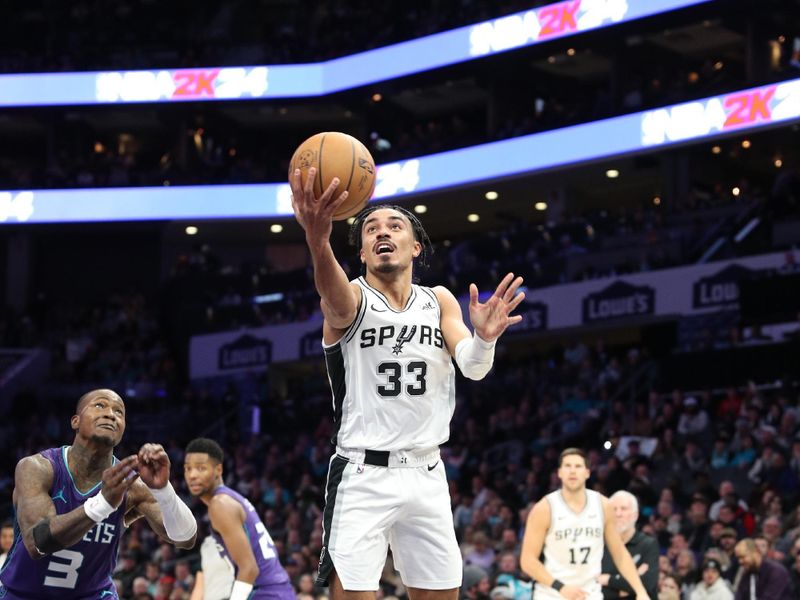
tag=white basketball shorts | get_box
[316,449,462,591]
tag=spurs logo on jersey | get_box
[323,277,455,451]
[534,489,605,600]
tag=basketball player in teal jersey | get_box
[520,448,650,600]
[0,389,197,600]
[291,168,525,600]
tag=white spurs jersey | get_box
[322,277,456,451]
[199,535,234,600]
[534,489,605,600]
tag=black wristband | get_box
[551,580,564,592]
[33,519,63,555]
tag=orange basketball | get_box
[289,132,377,221]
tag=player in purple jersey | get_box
[0,388,198,600]
[184,438,295,600]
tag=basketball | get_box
[289,132,377,221]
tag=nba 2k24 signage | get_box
[582,281,655,324]
[692,264,756,309]
[218,334,272,371]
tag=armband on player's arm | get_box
[149,483,197,542]
[455,334,496,380]
[230,581,254,600]
[32,519,63,556]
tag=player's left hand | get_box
[137,443,171,490]
[468,272,525,342]
[596,574,610,586]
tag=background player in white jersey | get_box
[290,169,524,600]
[520,449,650,600]
[189,536,235,600]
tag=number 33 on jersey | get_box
[323,278,455,452]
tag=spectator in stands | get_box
[131,576,150,598]
[114,550,142,597]
[717,528,740,583]
[493,552,531,600]
[678,396,710,441]
[733,538,795,600]
[689,558,733,600]
[658,574,681,600]
[174,559,194,595]
[144,561,163,596]
[0,519,13,566]
[462,565,490,600]
[683,497,712,553]
[599,491,659,600]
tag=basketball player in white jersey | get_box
[189,536,235,600]
[520,449,650,600]
[290,169,525,600]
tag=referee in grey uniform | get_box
[599,491,658,600]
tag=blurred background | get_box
[1,0,800,599]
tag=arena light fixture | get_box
[485,191,499,200]
[270,224,283,233]
[606,169,619,178]
[467,213,480,222]
[534,201,547,211]
[732,187,741,197]
[741,139,751,149]
[413,204,427,214]
[185,226,198,235]
[711,145,722,154]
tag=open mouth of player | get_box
[375,242,395,256]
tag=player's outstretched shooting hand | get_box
[101,455,139,507]
[290,167,349,243]
[468,272,525,342]
[137,443,170,490]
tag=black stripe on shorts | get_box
[316,455,349,586]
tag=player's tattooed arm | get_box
[15,454,138,558]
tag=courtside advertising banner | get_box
[188,250,794,375]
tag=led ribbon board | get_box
[0,0,711,107]
[2,77,798,224]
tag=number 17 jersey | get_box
[323,277,456,452]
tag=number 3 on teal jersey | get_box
[44,549,84,588]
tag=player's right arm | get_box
[208,495,259,597]
[14,454,138,559]
[290,167,361,331]
[520,499,587,600]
